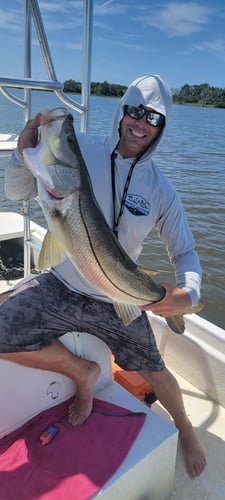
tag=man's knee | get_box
[141,366,169,385]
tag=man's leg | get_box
[0,273,102,425]
[0,340,101,426]
[141,367,206,478]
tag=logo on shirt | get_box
[125,194,150,216]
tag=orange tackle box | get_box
[112,356,157,406]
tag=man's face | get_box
[117,106,164,158]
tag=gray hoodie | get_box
[5,75,202,306]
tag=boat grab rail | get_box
[0,0,93,127]
[0,0,93,277]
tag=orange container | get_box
[112,357,157,406]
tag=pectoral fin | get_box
[138,266,158,277]
[139,266,170,277]
[113,302,142,326]
[38,230,66,270]
[184,302,204,314]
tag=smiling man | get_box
[3,75,206,478]
[118,104,164,158]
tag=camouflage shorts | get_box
[0,271,165,372]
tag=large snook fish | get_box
[23,108,188,334]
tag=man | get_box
[1,75,206,477]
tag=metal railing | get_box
[0,0,93,276]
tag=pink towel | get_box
[0,398,146,499]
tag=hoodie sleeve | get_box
[155,185,202,306]
[5,148,38,201]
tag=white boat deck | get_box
[1,276,225,499]
[0,213,225,499]
[154,372,225,499]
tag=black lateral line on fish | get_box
[79,197,155,303]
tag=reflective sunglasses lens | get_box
[124,105,144,120]
[124,105,164,127]
[146,113,163,127]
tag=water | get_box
[0,90,224,330]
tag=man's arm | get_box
[142,187,202,317]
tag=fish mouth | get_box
[40,107,68,125]
[46,189,65,200]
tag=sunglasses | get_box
[124,105,165,127]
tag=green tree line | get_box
[173,83,225,108]
[63,79,127,98]
[64,79,225,108]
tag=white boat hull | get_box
[1,212,225,499]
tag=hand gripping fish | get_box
[23,108,199,334]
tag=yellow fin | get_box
[184,302,204,315]
[138,266,158,277]
[113,302,142,326]
[38,230,66,270]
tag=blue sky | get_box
[1,0,225,90]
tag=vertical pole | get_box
[80,0,93,132]
[23,0,32,277]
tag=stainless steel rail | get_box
[0,0,93,276]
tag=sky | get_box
[1,0,225,90]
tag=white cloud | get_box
[39,2,67,12]
[39,1,83,13]
[195,38,225,52]
[94,1,129,16]
[194,38,225,60]
[65,41,82,50]
[97,36,151,52]
[142,2,211,37]
[0,9,22,31]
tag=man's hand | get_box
[18,113,42,156]
[141,282,192,317]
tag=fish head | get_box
[23,108,82,201]
[40,110,82,199]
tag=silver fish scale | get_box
[54,189,165,305]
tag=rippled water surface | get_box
[0,91,224,329]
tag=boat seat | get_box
[0,133,17,157]
[0,331,113,438]
[0,330,178,499]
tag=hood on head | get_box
[110,75,172,158]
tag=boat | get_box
[0,1,225,499]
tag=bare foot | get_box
[179,423,206,477]
[68,360,101,426]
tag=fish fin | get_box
[38,230,65,270]
[164,303,203,335]
[138,266,158,277]
[113,302,142,326]
[139,266,170,277]
[165,315,185,334]
[184,302,204,315]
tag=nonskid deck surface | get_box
[153,371,225,500]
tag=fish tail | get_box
[165,314,185,334]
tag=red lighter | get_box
[39,424,58,446]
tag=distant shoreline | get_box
[8,83,225,109]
